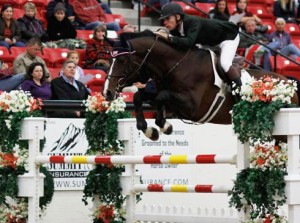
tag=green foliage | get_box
[40,166,54,208]
[82,165,125,208]
[229,167,287,219]
[84,111,131,154]
[0,166,25,205]
[84,110,132,222]
[232,100,284,143]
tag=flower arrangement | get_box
[0,90,54,223]
[229,142,288,222]
[83,93,131,223]
[230,76,296,222]
[232,76,297,143]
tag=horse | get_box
[103,30,299,141]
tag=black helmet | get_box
[159,3,184,20]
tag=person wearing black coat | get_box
[51,60,90,118]
[47,3,77,41]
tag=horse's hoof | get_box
[144,127,159,141]
[160,121,173,135]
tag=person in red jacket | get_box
[71,0,120,31]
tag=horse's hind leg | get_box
[134,91,159,141]
[154,90,173,135]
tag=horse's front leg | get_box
[154,90,175,135]
[134,91,159,141]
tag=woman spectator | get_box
[209,0,230,21]
[21,62,51,100]
[231,0,264,30]
[0,4,25,49]
[17,2,48,43]
[273,0,297,23]
[47,3,76,41]
[84,25,112,72]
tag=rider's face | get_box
[163,14,180,31]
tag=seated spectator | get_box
[51,60,90,118]
[209,0,230,21]
[46,0,80,29]
[84,25,112,72]
[21,62,51,99]
[17,2,48,43]
[13,37,51,78]
[71,0,120,31]
[231,0,267,33]
[0,4,25,49]
[263,18,300,71]
[273,0,297,23]
[59,51,84,80]
[0,61,25,91]
[47,3,76,41]
[239,19,268,48]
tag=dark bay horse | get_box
[103,30,299,141]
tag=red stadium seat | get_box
[75,49,86,67]
[194,2,214,17]
[269,55,291,74]
[84,69,106,93]
[12,8,24,19]
[48,67,61,79]
[227,2,236,14]
[42,48,70,68]
[0,0,23,8]
[175,2,200,16]
[293,38,300,49]
[0,46,14,66]
[76,30,93,41]
[284,23,300,33]
[105,14,128,29]
[281,62,300,80]
[263,20,276,34]
[10,46,26,56]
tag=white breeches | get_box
[218,34,240,72]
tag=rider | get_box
[155,2,242,94]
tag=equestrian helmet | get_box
[159,3,184,20]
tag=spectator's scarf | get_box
[21,15,44,35]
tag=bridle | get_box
[106,34,191,94]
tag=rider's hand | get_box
[154,31,169,41]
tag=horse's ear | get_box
[119,34,132,51]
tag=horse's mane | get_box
[119,30,155,42]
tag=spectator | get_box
[51,60,90,118]
[239,19,268,48]
[209,0,230,21]
[0,61,25,91]
[273,0,296,23]
[59,51,84,80]
[47,3,76,41]
[46,0,80,29]
[84,25,112,72]
[17,2,48,43]
[263,18,300,71]
[231,0,267,33]
[21,62,51,100]
[0,4,25,49]
[13,37,51,78]
[71,0,120,31]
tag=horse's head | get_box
[103,30,157,101]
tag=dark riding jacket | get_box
[169,14,239,49]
